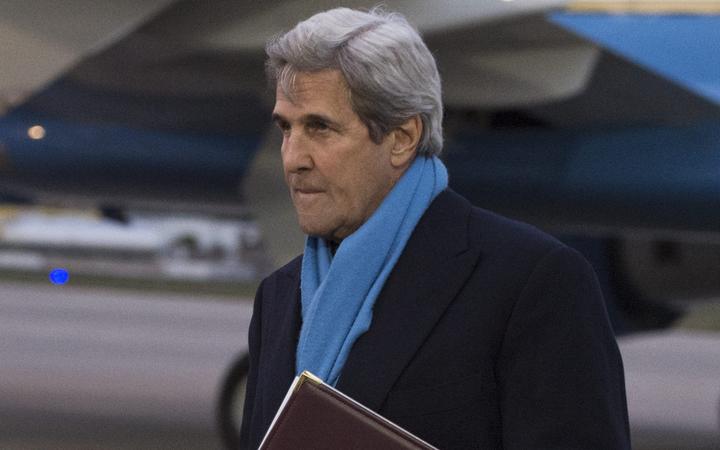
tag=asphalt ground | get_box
[0,280,253,449]
[2,275,719,449]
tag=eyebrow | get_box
[271,112,340,128]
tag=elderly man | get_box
[240,7,630,449]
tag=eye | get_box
[307,120,329,132]
[274,119,291,135]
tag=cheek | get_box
[318,143,389,207]
[332,169,368,209]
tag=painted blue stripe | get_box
[446,121,720,232]
[0,113,259,175]
[0,112,262,199]
[549,13,720,105]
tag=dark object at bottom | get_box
[217,353,250,449]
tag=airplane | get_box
[1,1,719,448]
[2,0,718,333]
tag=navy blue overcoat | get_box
[240,189,630,449]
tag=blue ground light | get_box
[49,268,70,285]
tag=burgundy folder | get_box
[259,371,438,449]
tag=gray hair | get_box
[266,7,443,156]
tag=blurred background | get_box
[1,0,719,448]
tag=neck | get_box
[327,239,340,256]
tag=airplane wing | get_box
[0,0,176,115]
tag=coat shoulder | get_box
[440,189,567,260]
[260,255,302,287]
[470,204,564,254]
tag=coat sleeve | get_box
[239,278,265,450]
[497,245,631,449]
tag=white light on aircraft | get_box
[27,125,46,140]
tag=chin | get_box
[297,221,331,239]
[297,215,346,241]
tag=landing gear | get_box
[216,353,250,449]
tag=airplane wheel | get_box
[217,353,250,450]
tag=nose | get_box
[281,131,313,174]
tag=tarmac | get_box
[0,280,253,449]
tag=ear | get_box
[389,115,422,168]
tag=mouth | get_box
[291,183,324,194]
[294,187,322,194]
[292,187,324,203]
[287,174,325,203]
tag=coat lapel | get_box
[336,190,482,411]
[263,260,303,412]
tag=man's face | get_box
[272,70,400,242]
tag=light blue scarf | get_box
[296,156,448,386]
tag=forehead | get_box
[273,70,353,115]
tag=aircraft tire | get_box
[216,352,250,450]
